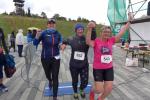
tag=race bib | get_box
[101,55,112,64]
[54,55,60,60]
[74,51,85,60]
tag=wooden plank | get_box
[1,45,150,100]
[19,88,32,100]
[3,58,25,84]
[34,81,46,100]
[5,63,38,100]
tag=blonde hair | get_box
[18,29,23,33]
[101,26,112,37]
[101,26,112,32]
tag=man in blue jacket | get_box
[33,18,63,100]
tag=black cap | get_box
[47,18,56,24]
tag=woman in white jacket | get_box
[16,29,24,57]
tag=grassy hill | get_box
[0,15,103,38]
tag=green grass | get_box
[0,15,103,38]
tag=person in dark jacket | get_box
[62,23,96,99]
[33,18,63,100]
[10,31,16,52]
[0,27,9,93]
[32,29,37,39]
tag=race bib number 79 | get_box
[101,55,112,64]
[74,51,85,60]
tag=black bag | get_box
[4,54,16,78]
[91,28,97,40]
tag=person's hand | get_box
[87,22,96,29]
[128,12,134,22]
[35,29,41,39]
[60,44,66,52]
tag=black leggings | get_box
[70,66,89,93]
[41,58,60,97]
[0,53,6,79]
[10,41,15,51]
[17,45,23,57]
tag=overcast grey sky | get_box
[0,0,149,25]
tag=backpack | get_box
[4,54,16,78]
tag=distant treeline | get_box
[1,9,91,23]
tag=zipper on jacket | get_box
[52,34,54,57]
[43,48,46,58]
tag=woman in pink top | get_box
[86,14,131,100]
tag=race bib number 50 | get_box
[101,55,112,64]
[74,51,85,60]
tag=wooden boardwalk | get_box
[1,45,150,100]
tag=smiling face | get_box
[47,22,56,29]
[76,28,84,37]
[101,26,112,40]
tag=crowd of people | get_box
[0,13,132,100]
[0,27,39,93]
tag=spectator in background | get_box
[120,38,125,46]
[32,29,37,39]
[10,31,16,52]
[32,29,38,49]
[16,29,24,57]
[27,29,33,43]
[0,27,9,92]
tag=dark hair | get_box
[28,30,32,33]
[0,27,4,34]
[47,18,56,24]
[0,27,4,38]
[32,30,37,38]
[0,27,9,54]
[33,29,37,33]
[11,31,15,35]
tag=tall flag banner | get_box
[107,0,129,41]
